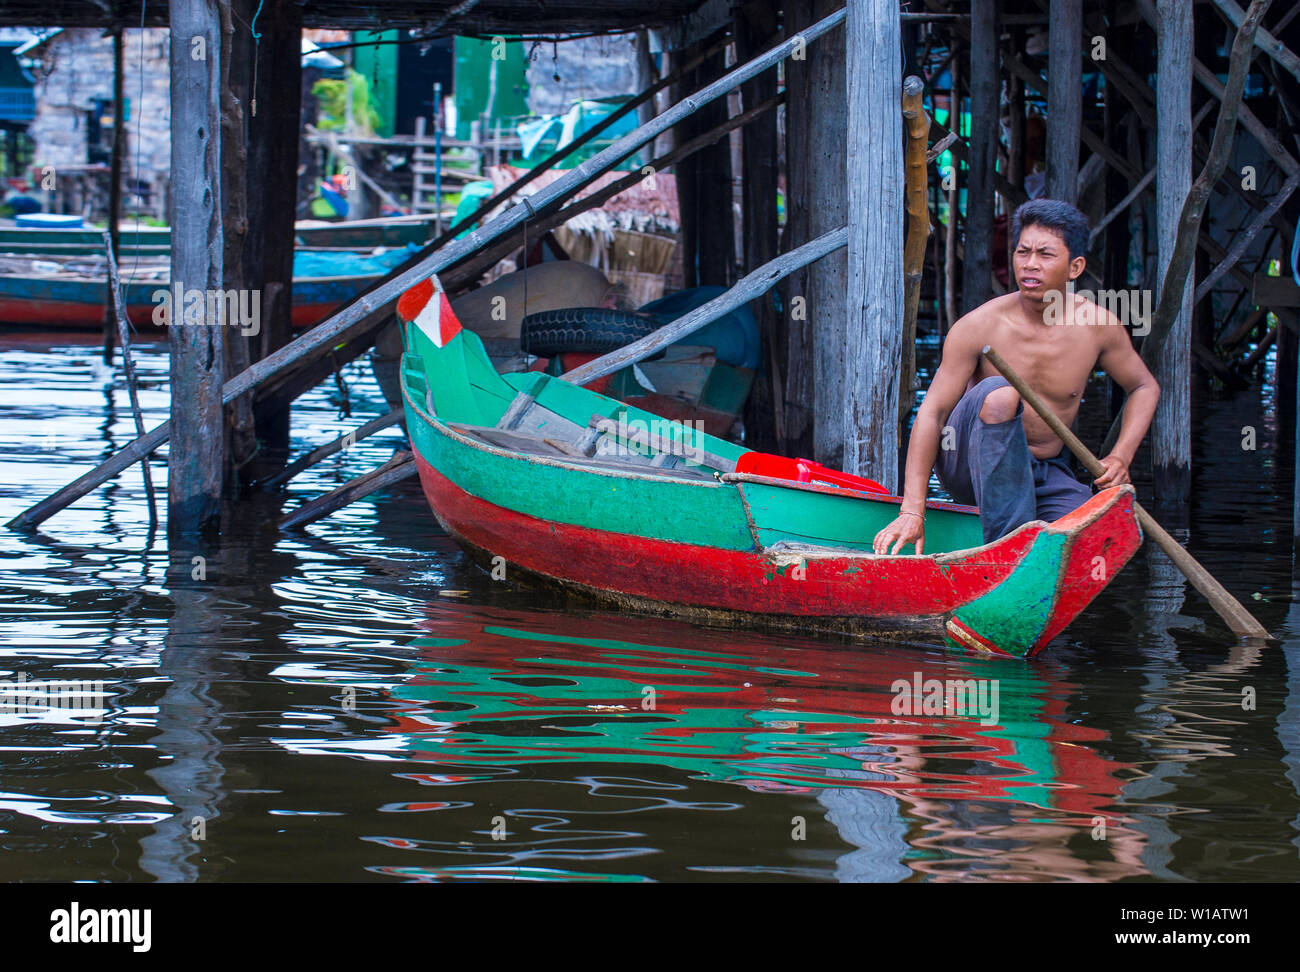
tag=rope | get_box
[250,0,265,116]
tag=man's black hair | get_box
[1011,199,1090,261]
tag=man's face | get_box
[1013,223,1085,302]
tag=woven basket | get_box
[607,269,666,307]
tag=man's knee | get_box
[978,385,1021,424]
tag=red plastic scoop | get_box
[734,452,889,495]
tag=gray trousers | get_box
[935,376,1093,544]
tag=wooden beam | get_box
[1047,0,1082,202]
[1212,0,1300,83]
[1221,306,1270,350]
[254,92,787,422]
[1101,0,1273,465]
[1192,58,1299,176]
[1135,0,1300,177]
[1253,273,1300,306]
[1089,168,1156,248]
[1196,168,1300,303]
[562,227,849,388]
[168,0,225,536]
[844,0,904,487]
[1083,14,1295,238]
[264,408,404,489]
[278,452,417,531]
[8,11,843,531]
[696,42,736,287]
[1007,54,1144,185]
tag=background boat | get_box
[0,212,437,259]
[0,246,415,329]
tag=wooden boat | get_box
[397,273,1144,658]
[0,213,435,258]
[0,250,397,329]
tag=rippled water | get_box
[1,332,1297,882]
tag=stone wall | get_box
[26,28,171,205]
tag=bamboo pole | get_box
[7,11,842,532]
[944,51,960,331]
[103,232,158,528]
[982,346,1269,640]
[900,74,930,427]
[103,26,124,365]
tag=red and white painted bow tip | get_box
[398,276,462,348]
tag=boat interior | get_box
[402,314,992,556]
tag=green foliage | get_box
[313,71,381,134]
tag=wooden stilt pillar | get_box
[844,0,903,488]
[1047,0,1082,203]
[779,2,826,459]
[962,0,998,313]
[221,0,257,480]
[168,0,225,536]
[737,1,783,453]
[787,0,848,469]
[1006,27,1025,274]
[671,46,701,289]
[679,39,734,287]
[944,52,961,332]
[249,0,301,472]
[214,0,302,487]
[1154,0,1194,504]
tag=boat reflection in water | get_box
[272,602,1147,882]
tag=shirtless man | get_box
[873,199,1160,556]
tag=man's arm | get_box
[1095,319,1160,487]
[873,317,984,554]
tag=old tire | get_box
[520,307,660,357]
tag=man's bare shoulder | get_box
[945,294,1020,348]
[1069,293,1133,357]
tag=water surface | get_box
[0,332,1297,882]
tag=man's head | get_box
[1010,199,1089,302]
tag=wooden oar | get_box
[981,345,1270,640]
